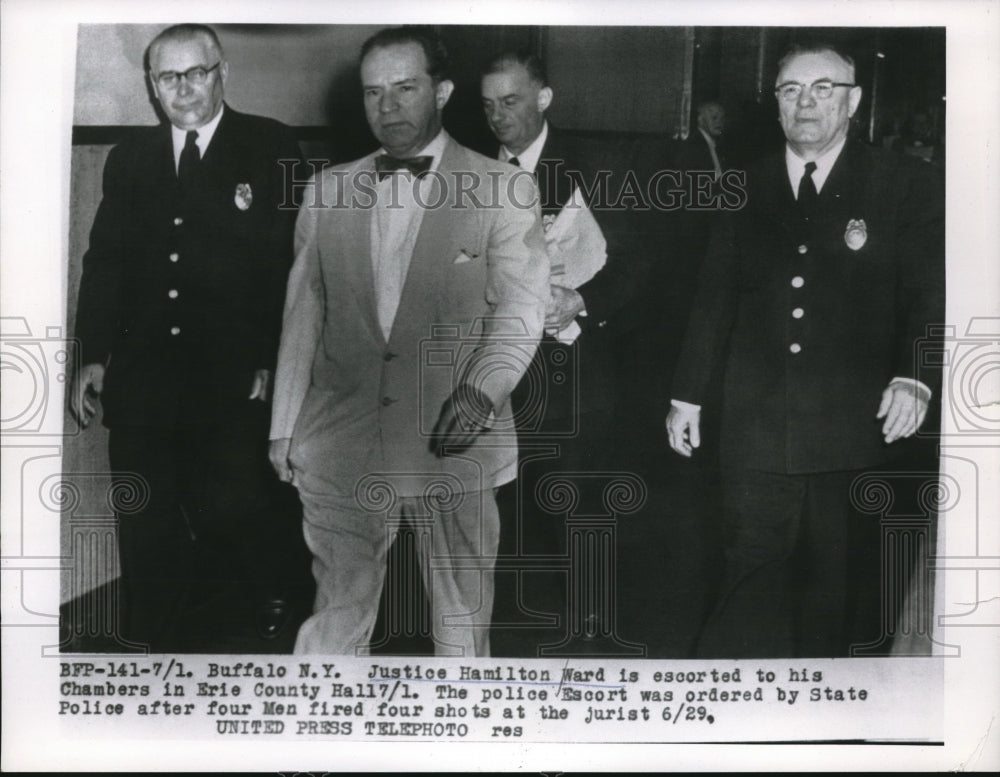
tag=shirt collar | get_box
[785,135,847,196]
[170,103,225,170]
[500,120,548,173]
[379,129,449,173]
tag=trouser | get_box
[108,413,301,651]
[493,409,616,655]
[697,468,885,658]
[294,484,500,657]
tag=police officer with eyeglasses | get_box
[71,23,306,651]
[666,42,944,658]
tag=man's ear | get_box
[435,79,455,110]
[219,59,230,87]
[847,85,863,118]
[537,86,553,113]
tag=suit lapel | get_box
[813,140,867,229]
[493,127,572,215]
[188,103,238,189]
[750,152,798,237]
[536,128,574,215]
[148,123,176,192]
[340,157,383,345]
[388,140,463,346]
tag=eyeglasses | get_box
[774,80,856,102]
[152,62,222,90]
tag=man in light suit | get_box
[70,24,303,650]
[269,27,549,656]
[666,43,944,657]
[480,51,651,654]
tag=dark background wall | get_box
[63,24,945,601]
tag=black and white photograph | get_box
[1,0,998,771]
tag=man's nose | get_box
[796,86,818,107]
[176,77,194,97]
[488,105,505,125]
[379,92,397,114]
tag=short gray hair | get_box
[147,24,224,72]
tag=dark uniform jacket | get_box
[675,129,725,175]
[513,126,650,422]
[673,140,944,474]
[75,106,301,429]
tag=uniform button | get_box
[789,343,802,354]
[170,326,181,336]
[383,351,397,361]
[792,307,804,319]
[798,244,808,254]
[168,289,179,299]
[791,276,804,288]
[381,396,395,406]
[169,253,179,263]
[173,217,183,226]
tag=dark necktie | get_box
[178,130,200,187]
[798,160,818,217]
[375,154,432,181]
[508,156,520,167]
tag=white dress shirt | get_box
[499,121,549,173]
[370,129,449,341]
[170,104,225,172]
[784,135,846,197]
[700,128,723,178]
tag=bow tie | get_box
[375,154,433,181]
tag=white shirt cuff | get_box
[670,399,702,412]
[889,377,932,402]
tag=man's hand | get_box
[431,384,495,456]
[877,381,929,444]
[249,369,272,401]
[269,438,293,483]
[545,284,585,332]
[69,363,105,428]
[666,403,701,457]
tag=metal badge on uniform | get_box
[234,183,253,211]
[844,218,867,251]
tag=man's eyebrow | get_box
[363,77,419,89]
[483,91,518,102]
[776,77,838,84]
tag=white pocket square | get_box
[453,249,478,264]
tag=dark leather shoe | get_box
[255,597,292,640]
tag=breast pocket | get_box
[445,252,489,319]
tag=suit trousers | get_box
[492,408,616,656]
[294,484,499,657]
[108,405,299,651]
[696,467,883,658]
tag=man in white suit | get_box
[269,27,549,656]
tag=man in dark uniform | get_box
[666,43,944,658]
[481,51,650,655]
[70,24,303,650]
[676,99,727,178]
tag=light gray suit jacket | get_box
[271,136,549,499]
